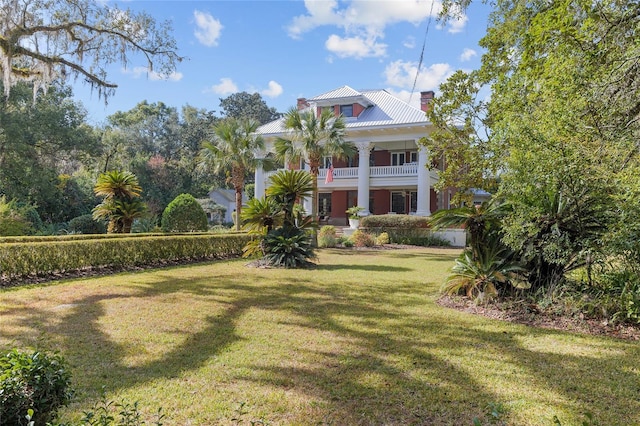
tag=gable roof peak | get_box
[309,85,363,102]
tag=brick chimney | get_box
[297,97,309,110]
[420,91,434,112]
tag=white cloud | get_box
[122,67,183,82]
[261,81,283,98]
[403,36,416,49]
[459,48,477,62]
[193,10,223,47]
[209,78,238,95]
[384,59,453,91]
[447,13,468,33]
[287,0,450,59]
[325,34,387,59]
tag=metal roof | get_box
[309,85,362,101]
[256,87,429,136]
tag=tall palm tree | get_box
[201,117,270,231]
[274,107,355,231]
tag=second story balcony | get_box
[264,164,438,189]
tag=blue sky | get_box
[76,0,492,124]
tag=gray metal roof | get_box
[256,87,429,136]
[309,85,362,101]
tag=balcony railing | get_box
[265,164,425,180]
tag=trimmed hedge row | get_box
[359,214,435,245]
[0,232,220,244]
[360,214,430,229]
[0,233,252,280]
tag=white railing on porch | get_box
[266,164,420,180]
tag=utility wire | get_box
[409,0,436,103]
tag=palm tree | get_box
[274,107,355,233]
[201,117,271,231]
[92,171,145,233]
[93,170,142,201]
[429,198,510,259]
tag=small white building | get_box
[207,189,247,224]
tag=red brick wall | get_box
[372,190,390,215]
[332,191,349,224]
[373,150,389,166]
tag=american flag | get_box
[324,164,334,184]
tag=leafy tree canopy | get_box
[0,0,182,101]
[219,92,281,125]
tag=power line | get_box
[410,0,436,103]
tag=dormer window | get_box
[340,104,353,117]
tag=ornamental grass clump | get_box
[349,229,376,247]
[318,225,337,248]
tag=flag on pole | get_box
[324,164,334,184]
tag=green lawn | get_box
[1,248,638,425]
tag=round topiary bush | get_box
[68,214,107,234]
[161,193,209,233]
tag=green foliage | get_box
[0,197,40,236]
[200,117,270,231]
[346,206,365,219]
[161,194,208,233]
[0,349,73,426]
[243,170,316,267]
[375,232,390,245]
[131,216,160,233]
[318,225,337,248]
[275,107,354,235]
[264,228,316,268]
[349,230,375,248]
[219,91,281,125]
[79,391,165,426]
[443,234,526,302]
[0,234,251,282]
[68,214,107,234]
[93,171,147,234]
[360,214,430,229]
[360,214,434,245]
[575,270,640,325]
[241,197,281,234]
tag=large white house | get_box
[254,86,452,226]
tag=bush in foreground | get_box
[0,350,73,425]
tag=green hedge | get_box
[0,232,220,244]
[360,214,430,229]
[360,214,434,245]
[0,234,252,281]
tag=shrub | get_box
[0,197,41,236]
[264,228,315,268]
[360,214,433,244]
[318,225,337,248]
[579,270,640,325]
[0,234,252,281]
[0,349,73,425]
[68,214,107,234]
[397,234,452,247]
[349,230,376,247]
[360,214,430,229]
[376,232,390,245]
[161,194,209,233]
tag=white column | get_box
[356,142,372,216]
[302,161,312,215]
[254,149,266,199]
[415,144,431,216]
